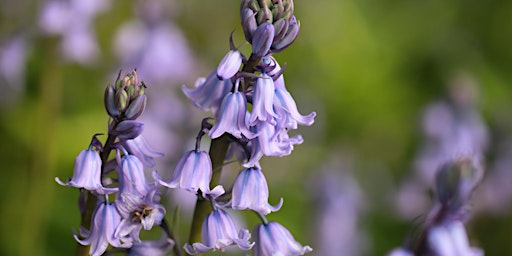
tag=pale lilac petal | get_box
[253,222,312,256]
[217,50,242,80]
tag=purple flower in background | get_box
[0,35,28,103]
[231,167,283,215]
[117,154,149,197]
[387,248,414,256]
[217,50,243,80]
[56,148,117,194]
[182,70,233,114]
[153,150,224,197]
[184,209,253,254]
[115,190,166,243]
[127,235,174,256]
[209,83,255,139]
[253,221,312,256]
[428,221,483,256]
[74,202,131,256]
[121,135,164,168]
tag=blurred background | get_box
[1,0,512,255]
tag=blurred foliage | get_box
[1,0,512,255]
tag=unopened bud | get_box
[271,16,299,53]
[115,89,129,112]
[104,84,120,119]
[241,8,258,43]
[217,50,243,80]
[113,120,144,140]
[252,23,275,57]
[124,95,147,120]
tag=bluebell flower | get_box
[182,70,233,114]
[253,222,312,256]
[153,150,224,197]
[127,235,174,256]
[428,221,483,256]
[117,154,149,197]
[387,248,414,256]
[231,167,283,215]
[115,189,166,243]
[184,209,254,254]
[209,82,255,139]
[121,135,164,168]
[74,201,131,256]
[249,74,278,125]
[56,148,117,194]
[217,50,243,80]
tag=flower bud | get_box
[124,94,147,120]
[217,50,243,80]
[252,23,275,57]
[241,8,258,43]
[115,89,129,112]
[113,120,144,140]
[271,15,299,53]
[104,84,120,119]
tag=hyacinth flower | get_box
[209,81,256,139]
[121,135,164,168]
[116,152,149,197]
[182,70,233,114]
[253,221,313,256]
[217,50,243,80]
[74,201,132,256]
[231,167,283,215]
[428,221,483,256]
[56,145,117,195]
[184,209,254,254]
[115,189,166,243]
[153,149,224,197]
[127,235,174,256]
[249,73,278,125]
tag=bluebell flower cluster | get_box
[56,70,172,256]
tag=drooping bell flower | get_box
[184,209,254,254]
[121,135,163,168]
[56,148,117,194]
[216,50,243,80]
[74,201,132,256]
[153,150,224,197]
[428,221,483,256]
[253,222,312,256]
[249,73,278,125]
[182,70,233,114]
[117,153,149,197]
[231,167,283,215]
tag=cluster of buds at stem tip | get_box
[241,0,299,55]
[104,70,147,121]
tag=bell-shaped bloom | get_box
[253,222,313,256]
[153,150,224,197]
[184,209,254,254]
[428,221,483,256]
[127,235,174,256]
[121,135,163,168]
[56,148,117,194]
[387,248,414,256]
[182,70,233,114]
[231,167,283,215]
[74,202,132,256]
[249,74,278,125]
[209,85,255,139]
[117,154,149,197]
[217,50,243,80]
[115,189,166,243]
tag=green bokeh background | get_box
[2,0,512,255]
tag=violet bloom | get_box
[249,74,278,125]
[74,202,131,256]
[184,209,254,254]
[115,189,166,243]
[153,150,224,197]
[209,82,255,139]
[428,221,483,256]
[253,222,312,256]
[217,50,243,80]
[231,167,283,215]
[56,148,117,194]
[387,248,414,256]
[117,154,149,197]
[121,135,164,168]
[182,70,233,114]
[127,235,174,256]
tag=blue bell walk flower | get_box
[182,70,233,114]
[127,235,174,256]
[115,189,166,243]
[184,209,254,254]
[209,82,255,139]
[231,167,283,215]
[74,202,132,256]
[428,221,483,256]
[117,154,149,197]
[153,150,224,197]
[216,50,243,80]
[56,148,118,194]
[253,222,313,256]
[121,135,164,168]
[249,73,278,125]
